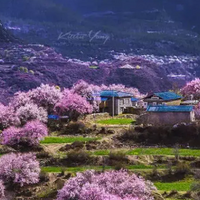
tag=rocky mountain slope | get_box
[0,21,200,104]
[0,21,18,43]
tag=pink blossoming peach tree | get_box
[1,120,48,147]
[0,180,4,198]
[71,80,101,112]
[181,78,200,99]
[55,89,93,121]
[181,78,200,118]
[0,153,40,187]
[16,103,48,125]
[0,103,20,130]
[57,170,156,200]
[10,84,62,113]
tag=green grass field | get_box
[97,118,135,125]
[40,136,100,144]
[92,148,200,156]
[42,166,193,192]
[41,164,166,173]
[155,180,193,191]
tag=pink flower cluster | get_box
[0,153,40,186]
[0,180,4,198]
[1,120,48,147]
[4,84,62,127]
[10,84,62,111]
[57,170,155,200]
[10,91,32,109]
[29,84,63,111]
[181,78,200,99]
[101,84,145,98]
[71,80,101,112]
[16,103,48,125]
[55,89,93,120]
[0,103,20,129]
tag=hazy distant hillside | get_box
[0,0,199,61]
[62,0,200,31]
[0,0,80,23]
[1,0,200,33]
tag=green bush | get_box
[61,122,88,135]
[39,171,49,183]
[108,151,129,166]
[19,66,29,73]
[71,141,85,150]
[36,151,51,159]
[66,150,93,166]
[175,161,191,175]
[191,182,200,192]
[29,70,35,75]
[23,56,30,61]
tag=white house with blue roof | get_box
[143,92,182,108]
[140,105,195,126]
[99,90,138,115]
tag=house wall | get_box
[106,98,117,115]
[144,112,194,126]
[99,97,135,115]
[165,100,182,106]
[116,97,133,115]
[143,99,181,108]
[125,107,145,115]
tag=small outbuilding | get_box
[141,105,195,126]
[143,92,182,108]
[180,100,199,106]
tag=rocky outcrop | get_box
[0,20,18,43]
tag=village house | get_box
[140,105,195,126]
[143,92,182,108]
[99,90,138,115]
[180,100,199,106]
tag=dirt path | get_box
[42,144,66,156]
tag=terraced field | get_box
[37,132,200,200]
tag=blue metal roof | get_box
[131,97,138,102]
[100,90,133,97]
[147,105,193,112]
[154,92,182,101]
[48,115,59,120]
[101,97,108,101]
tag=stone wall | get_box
[139,112,194,126]
[84,112,110,121]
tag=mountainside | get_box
[0,24,199,104]
[1,0,200,60]
[0,20,18,43]
[1,0,200,32]
[0,1,200,100]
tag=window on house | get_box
[151,97,159,100]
